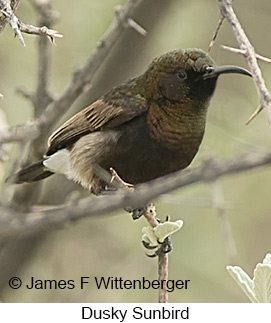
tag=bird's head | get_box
[143,48,251,104]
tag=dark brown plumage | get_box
[11,48,251,194]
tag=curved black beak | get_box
[203,65,252,80]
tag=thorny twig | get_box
[144,204,168,303]
[0,0,146,147]
[216,0,271,124]
[0,0,62,45]
[0,149,271,238]
[0,0,147,293]
[0,0,24,45]
[208,16,225,52]
[221,45,271,64]
[17,21,62,43]
[210,181,238,263]
[245,106,263,125]
[220,44,271,124]
[0,0,20,32]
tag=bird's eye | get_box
[177,71,187,80]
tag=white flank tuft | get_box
[43,149,70,174]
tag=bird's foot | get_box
[160,236,173,254]
[124,206,147,220]
[109,167,134,191]
[144,237,172,258]
[95,166,142,219]
[141,204,183,257]
[98,187,117,195]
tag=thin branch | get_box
[0,0,25,45]
[0,0,146,146]
[221,45,271,64]
[217,0,271,123]
[221,44,271,125]
[38,0,146,134]
[114,5,147,36]
[32,0,57,117]
[144,204,168,303]
[211,181,238,263]
[0,0,62,45]
[0,0,20,33]
[15,1,57,117]
[127,18,147,36]
[18,21,62,43]
[143,204,159,228]
[0,121,40,145]
[158,248,168,303]
[208,16,225,52]
[1,149,271,238]
[245,106,263,125]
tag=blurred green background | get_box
[0,0,271,302]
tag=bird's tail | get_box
[7,160,54,184]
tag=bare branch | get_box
[221,45,271,64]
[0,121,40,145]
[158,248,168,303]
[127,18,147,36]
[38,0,146,133]
[208,16,225,52]
[1,149,271,238]
[217,0,271,123]
[0,0,25,45]
[0,0,20,33]
[18,21,62,43]
[0,0,62,45]
[0,0,146,146]
[221,44,271,125]
[143,204,159,228]
[115,5,147,36]
[16,88,35,103]
[32,0,58,117]
[210,181,238,263]
[143,204,168,303]
[245,105,264,125]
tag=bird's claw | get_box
[142,240,158,250]
[124,206,147,220]
[144,236,172,257]
[161,236,172,254]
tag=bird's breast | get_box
[146,102,206,152]
[108,107,206,184]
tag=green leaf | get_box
[263,253,271,266]
[142,226,158,247]
[253,263,271,303]
[153,220,183,243]
[226,265,257,303]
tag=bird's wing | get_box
[46,95,148,156]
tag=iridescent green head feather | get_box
[141,48,251,104]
